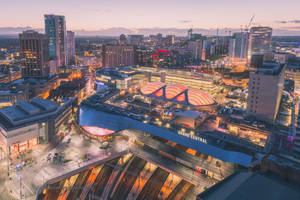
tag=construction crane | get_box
[244,14,255,32]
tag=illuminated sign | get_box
[178,131,207,144]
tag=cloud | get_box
[290,20,300,24]
[178,20,191,24]
[275,19,300,24]
[275,20,287,24]
[281,26,300,30]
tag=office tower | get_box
[248,27,272,59]
[285,57,300,94]
[165,35,175,46]
[250,54,264,68]
[188,29,193,40]
[246,62,284,122]
[127,35,144,46]
[157,33,163,42]
[44,14,67,67]
[188,41,203,60]
[190,33,203,41]
[229,32,249,61]
[136,47,153,66]
[19,30,49,78]
[149,33,163,45]
[119,34,127,45]
[102,45,135,68]
[67,31,75,65]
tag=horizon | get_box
[1,0,300,36]
[1,26,300,37]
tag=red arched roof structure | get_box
[140,82,166,95]
[165,84,187,99]
[188,88,215,106]
[140,82,215,107]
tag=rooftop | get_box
[173,110,205,119]
[140,82,215,107]
[0,98,59,122]
[256,62,284,76]
[0,98,73,130]
[96,67,139,80]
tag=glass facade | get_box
[249,27,272,57]
[44,14,67,67]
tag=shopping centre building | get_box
[0,97,75,154]
[79,85,254,168]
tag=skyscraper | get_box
[188,41,203,60]
[19,30,49,78]
[119,34,127,45]
[44,14,67,67]
[102,45,135,68]
[67,31,75,65]
[127,35,144,46]
[229,32,249,61]
[188,29,193,40]
[246,62,284,122]
[248,27,272,59]
[165,35,175,46]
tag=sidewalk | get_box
[5,132,128,200]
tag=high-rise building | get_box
[190,33,203,41]
[102,45,135,68]
[165,35,175,46]
[127,35,144,46]
[188,41,203,60]
[67,31,75,65]
[19,30,49,78]
[44,14,67,67]
[248,27,272,59]
[149,33,163,45]
[188,29,193,40]
[246,62,284,122]
[119,34,127,45]
[229,32,249,61]
[157,33,163,42]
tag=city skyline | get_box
[1,0,300,36]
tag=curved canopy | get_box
[165,84,187,99]
[140,82,215,107]
[140,82,166,95]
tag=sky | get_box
[1,0,300,36]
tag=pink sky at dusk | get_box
[1,0,300,35]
